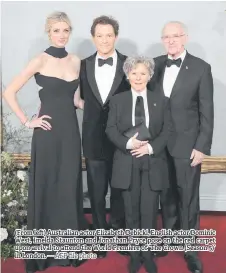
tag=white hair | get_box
[162,21,188,36]
[123,56,155,78]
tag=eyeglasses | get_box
[161,34,185,42]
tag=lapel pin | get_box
[186,66,188,69]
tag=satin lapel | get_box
[147,90,156,138]
[159,63,166,96]
[157,55,167,94]
[86,55,103,106]
[170,53,191,99]
[128,92,133,128]
[120,92,133,132]
[104,54,124,105]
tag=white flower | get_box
[7,200,18,207]
[21,182,26,189]
[0,228,8,242]
[7,202,13,207]
[6,190,12,196]
[1,214,4,218]
[19,210,27,216]
[17,170,26,181]
[18,163,25,169]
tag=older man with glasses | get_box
[149,21,214,273]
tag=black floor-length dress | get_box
[26,46,87,272]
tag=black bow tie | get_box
[98,57,113,67]
[166,58,182,68]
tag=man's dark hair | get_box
[91,15,119,36]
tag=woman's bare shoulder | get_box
[68,54,81,64]
[29,53,48,69]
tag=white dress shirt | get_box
[95,50,117,104]
[163,50,187,98]
[126,88,153,155]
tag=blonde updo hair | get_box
[45,11,72,34]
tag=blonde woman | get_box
[3,12,87,272]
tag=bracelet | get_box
[22,119,28,125]
[24,120,31,129]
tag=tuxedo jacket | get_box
[80,50,130,160]
[148,52,214,158]
[106,89,170,191]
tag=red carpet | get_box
[1,214,226,273]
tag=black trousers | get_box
[86,158,125,229]
[122,155,159,262]
[160,150,201,255]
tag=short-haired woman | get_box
[106,56,171,273]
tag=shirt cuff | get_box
[126,138,133,149]
[147,144,153,155]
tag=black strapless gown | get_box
[26,73,87,271]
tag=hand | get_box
[131,132,148,149]
[79,100,84,110]
[29,115,52,130]
[131,144,149,158]
[190,149,205,167]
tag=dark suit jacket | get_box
[148,52,214,158]
[105,89,170,191]
[80,50,130,160]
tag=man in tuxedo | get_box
[79,16,130,257]
[149,21,214,273]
